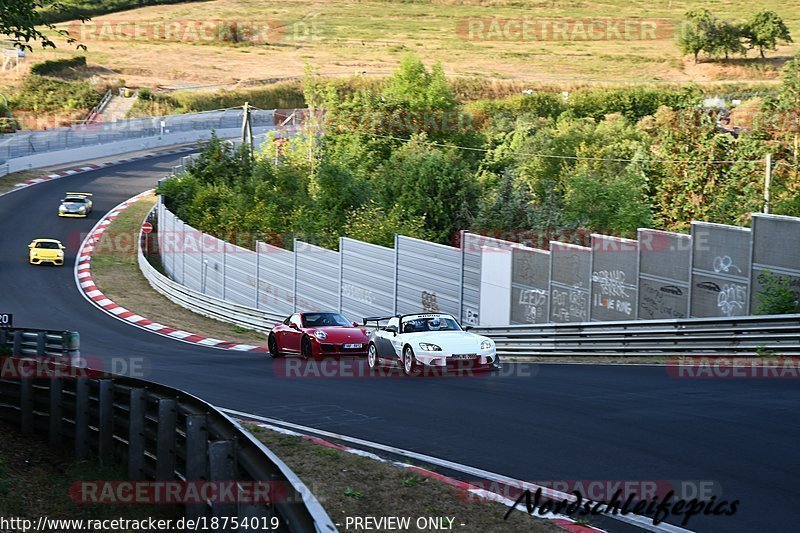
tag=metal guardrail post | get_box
[209,440,237,530]
[128,388,145,480]
[20,377,33,435]
[98,380,114,464]
[186,414,209,521]
[74,377,90,459]
[49,379,63,447]
[156,398,177,480]
[64,331,80,360]
[12,331,22,356]
[36,331,46,355]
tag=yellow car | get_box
[58,192,93,217]
[29,239,65,266]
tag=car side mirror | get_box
[353,321,359,327]
[464,325,473,331]
[385,325,398,335]
[60,245,65,250]
[28,244,34,249]
[289,323,299,330]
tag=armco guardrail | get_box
[0,327,80,357]
[0,328,336,532]
[138,216,285,334]
[472,314,800,357]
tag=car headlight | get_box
[480,340,493,350]
[419,343,441,351]
[57,251,64,256]
[313,330,327,340]
[59,206,67,212]
[78,207,86,213]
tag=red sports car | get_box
[268,312,370,359]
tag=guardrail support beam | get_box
[156,398,177,480]
[128,388,145,480]
[49,378,63,447]
[186,414,209,521]
[36,332,46,356]
[74,377,90,459]
[209,440,237,530]
[12,331,22,356]
[98,380,114,464]
[20,377,33,435]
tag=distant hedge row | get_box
[30,56,86,76]
[39,0,202,24]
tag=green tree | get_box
[383,55,456,111]
[677,9,717,63]
[376,134,478,243]
[648,107,734,231]
[713,20,746,60]
[1,0,86,51]
[344,202,429,248]
[745,10,792,59]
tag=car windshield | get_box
[302,313,353,327]
[35,242,60,249]
[402,316,462,333]
[64,197,87,203]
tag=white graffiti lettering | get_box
[717,283,746,316]
[712,255,742,274]
[592,270,628,297]
[342,282,374,305]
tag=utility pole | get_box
[241,102,253,158]
[764,153,772,214]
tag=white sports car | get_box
[365,313,497,375]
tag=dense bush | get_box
[755,271,800,315]
[10,75,102,112]
[567,86,701,122]
[38,0,202,24]
[30,55,86,76]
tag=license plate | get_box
[343,343,363,349]
[452,354,477,360]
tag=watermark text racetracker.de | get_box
[668,357,800,378]
[0,516,280,532]
[66,19,324,43]
[0,356,150,379]
[457,18,675,41]
[272,358,537,379]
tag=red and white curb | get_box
[2,146,196,197]
[74,191,270,353]
[244,419,606,533]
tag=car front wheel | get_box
[268,334,282,358]
[301,336,313,360]
[403,346,419,376]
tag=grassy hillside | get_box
[27,0,798,89]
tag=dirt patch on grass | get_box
[0,170,46,195]
[0,420,180,521]
[248,424,564,533]
[91,192,268,345]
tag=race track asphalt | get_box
[0,153,797,533]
